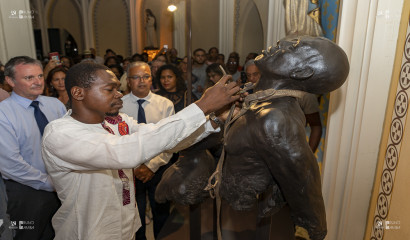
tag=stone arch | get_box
[46,0,83,56]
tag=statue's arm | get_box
[258,109,327,239]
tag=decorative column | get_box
[172,1,186,56]
[266,0,286,48]
[33,0,49,57]
[83,0,94,49]
[130,0,143,54]
[219,0,235,57]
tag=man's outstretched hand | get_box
[195,75,240,116]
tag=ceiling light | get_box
[167,4,177,12]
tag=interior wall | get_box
[237,0,264,65]
[322,0,405,239]
[191,0,219,54]
[93,0,130,57]
[383,126,410,239]
[0,0,36,62]
[253,0,269,45]
[48,0,83,56]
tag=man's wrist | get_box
[209,112,223,126]
[195,100,211,116]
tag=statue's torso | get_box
[221,97,306,210]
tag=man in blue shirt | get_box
[0,56,66,239]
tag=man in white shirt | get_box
[120,62,174,239]
[41,62,240,239]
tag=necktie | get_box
[30,101,49,135]
[137,99,147,124]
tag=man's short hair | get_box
[244,59,256,72]
[4,56,42,81]
[193,48,206,56]
[65,62,110,101]
[127,61,150,75]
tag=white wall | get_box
[322,0,404,239]
[0,0,36,63]
[94,0,130,57]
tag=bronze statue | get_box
[156,36,349,240]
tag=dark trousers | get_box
[4,180,60,240]
[135,154,177,240]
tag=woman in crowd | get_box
[46,66,69,106]
[156,64,197,113]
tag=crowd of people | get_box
[0,44,321,240]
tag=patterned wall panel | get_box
[370,17,410,240]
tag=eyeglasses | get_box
[128,75,151,81]
[228,61,237,64]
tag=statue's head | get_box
[254,36,349,94]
